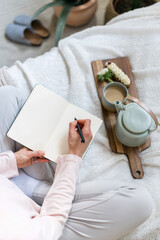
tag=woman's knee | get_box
[0,86,24,152]
[0,86,24,113]
[109,183,153,238]
[120,183,153,230]
[0,86,25,137]
[0,86,22,105]
[132,185,153,223]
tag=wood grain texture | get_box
[91,56,151,179]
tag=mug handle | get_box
[123,96,158,131]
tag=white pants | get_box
[0,86,153,240]
[60,180,153,240]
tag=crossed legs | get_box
[60,180,153,240]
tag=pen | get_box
[74,118,85,143]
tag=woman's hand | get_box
[14,147,49,168]
[68,119,93,158]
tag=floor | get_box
[0,0,109,68]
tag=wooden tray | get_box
[91,56,151,179]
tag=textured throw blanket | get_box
[1,2,160,239]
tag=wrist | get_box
[68,151,83,158]
[14,152,20,165]
[14,152,18,161]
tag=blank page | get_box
[44,103,103,162]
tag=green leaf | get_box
[54,5,73,46]
[97,69,115,83]
[33,0,65,18]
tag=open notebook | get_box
[7,85,102,163]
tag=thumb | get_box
[29,150,45,158]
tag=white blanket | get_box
[3,2,160,239]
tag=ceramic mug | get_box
[102,82,128,112]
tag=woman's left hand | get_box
[14,147,49,168]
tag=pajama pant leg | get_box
[60,180,153,240]
[0,86,23,152]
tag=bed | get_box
[1,3,160,239]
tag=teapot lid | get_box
[122,103,152,134]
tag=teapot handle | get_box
[123,96,158,131]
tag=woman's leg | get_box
[11,169,40,198]
[60,180,153,240]
[0,86,23,152]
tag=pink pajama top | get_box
[0,151,81,240]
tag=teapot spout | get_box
[114,100,125,113]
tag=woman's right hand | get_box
[68,119,93,158]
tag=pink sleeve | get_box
[0,154,81,240]
[0,151,19,178]
[39,154,82,237]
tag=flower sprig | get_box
[97,69,115,83]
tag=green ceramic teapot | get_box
[114,96,158,147]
